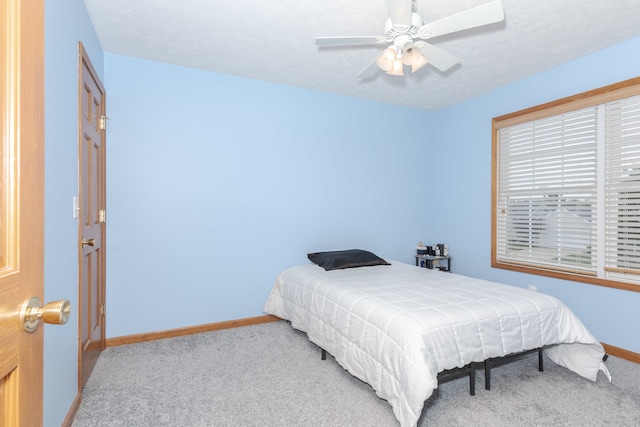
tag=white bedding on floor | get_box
[263,261,611,427]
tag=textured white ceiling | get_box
[83,0,640,110]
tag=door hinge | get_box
[100,304,105,316]
[99,115,109,130]
[99,209,106,223]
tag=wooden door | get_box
[0,0,45,425]
[78,43,106,388]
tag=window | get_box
[492,77,640,292]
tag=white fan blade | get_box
[357,53,384,79]
[417,0,504,39]
[316,36,386,47]
[417,42,459,72]
[385,0,413,28]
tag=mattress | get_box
[263,261,611,427]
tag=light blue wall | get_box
[104,54,434,337]
[44,0,103,426]
[428,36,640,354]
[104,38,640,353]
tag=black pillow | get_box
[307,249,390,271]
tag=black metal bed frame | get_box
[320,348,477,395]
[483,348,609,390]
[319,347,609,397]
[484,347,544,390]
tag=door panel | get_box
[78,43,106,388]
[0,0,45,425]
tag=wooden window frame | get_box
[492,76,640,293]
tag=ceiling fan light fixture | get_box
[376,46,397,72]
[402,45,421,66]
[318,0,505,78]
[411,55,429,73]
[387,58,404,76]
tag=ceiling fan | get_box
[315,0,505,78]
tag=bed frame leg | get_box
[484,348,543,392]
[538,349,544,371]
[484,360,491,390]
[470,364,476,396]
[321,349,326,360]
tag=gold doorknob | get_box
[82,238,95,247]
[20,297,71,332]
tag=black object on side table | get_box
[415,254,452,272]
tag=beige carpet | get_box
[72,320,640,426]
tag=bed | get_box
[263,253,611,427]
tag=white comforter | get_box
[263,261,611,427]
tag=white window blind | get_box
[497,107,598,274]
[604,94,640,277]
